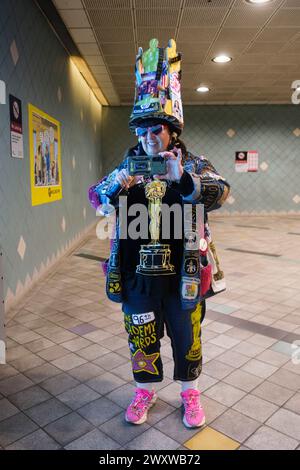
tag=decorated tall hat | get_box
[129,38,184,136]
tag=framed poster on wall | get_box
[28,103,62,206]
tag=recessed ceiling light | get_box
[212,55,232,63]
[196,86,210,93]
[245,0,273,4]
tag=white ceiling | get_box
[52,0,300,105]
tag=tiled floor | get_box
[1,215,300,450]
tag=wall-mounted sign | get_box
[235,150,258,173]
[9,94,24,159]
[0,80,6,104]
[28,103,62,206]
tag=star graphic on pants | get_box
[131,349,160,375]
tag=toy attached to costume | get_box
[129,38,184,135]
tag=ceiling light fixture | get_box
[245,0,273,4]
[196,86,210,93]
[212,55,232,63]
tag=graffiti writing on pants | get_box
[132,322,157,350]
[124,314,132,333]
[124,315,157,351]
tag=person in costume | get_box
[88,39,230,428]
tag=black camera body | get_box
[104,155,167,206]
[127,155,167,177]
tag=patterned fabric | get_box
[123,293,206,382]
[88,146,230,306]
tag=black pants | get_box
[122,288,206,383]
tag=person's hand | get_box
[154,147,184,182]
[115,169,143,189]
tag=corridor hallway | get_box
[0,216,300,450]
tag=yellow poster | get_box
[28,104,62,206]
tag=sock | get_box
[181,379,199,392]
[135,382,155,392]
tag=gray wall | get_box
[0,0,102,311]
[101,105,300,215]
[0,251,4,363]
[1,0,300,319]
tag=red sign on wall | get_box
[235,151,258,172]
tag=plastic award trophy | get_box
[136,180,175,276]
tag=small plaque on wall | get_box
[0,80,6,104]
[235,151,258,172]
[9,94,24,159]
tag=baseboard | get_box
[4,220,98,323]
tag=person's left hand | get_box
[153,147,184,182]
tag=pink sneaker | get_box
[180,389,206,428]
[125,388,157,425]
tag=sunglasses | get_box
[135,124,165,137]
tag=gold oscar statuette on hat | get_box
[136,180,175,276]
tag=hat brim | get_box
[129,113,183,136]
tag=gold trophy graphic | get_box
[136,180,175,276]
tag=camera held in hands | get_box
[102,155,167,213]
[127,155,166,177]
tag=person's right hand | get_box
[115,169,143,189]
